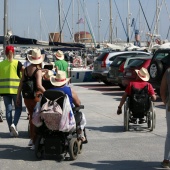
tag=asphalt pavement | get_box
[0,82,167,170]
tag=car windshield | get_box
[126,59,145,68]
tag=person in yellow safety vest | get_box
[0,45,24,137]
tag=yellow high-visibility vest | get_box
[0,59,20,94]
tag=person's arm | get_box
[118,92,128,108]
[71,88,81,107]
[117,92,128,115]
[160,71,167,105]
[35,70,46,93]
[16,70,25,106]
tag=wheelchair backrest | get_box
[41,89,66,109]
[129,85,150,114]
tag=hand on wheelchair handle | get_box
[117,107,122,115]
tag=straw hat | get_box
[55,50,64,60]
[135,67,150,81]
[43,70,54,80]
[50,70,70,86]
[27,49,44,64]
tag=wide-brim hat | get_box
[50,70,70,86]
[55,50,64,60]
[135,67,150,81]
[27,49,44,64]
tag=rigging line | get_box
[79,0,96,46]
[62,7,74,41]
[57,0,72,42]
[166,26,170,39]
[138,0,151,32]
[113,0,128,39]
[164,0,170,22]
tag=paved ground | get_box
[0,82,167,170]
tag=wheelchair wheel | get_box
[148,112,154,131]
[78,140,83,154]
[153,111,156,129]
[124,102,129,131]
[69,138,79,160]
[35,135,44,159]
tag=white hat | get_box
[135,67,150,81]
[55,50,64,60]
[50,70,70,86]
[27,49,44,64]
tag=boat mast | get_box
[155,0,159,35]
[98,0,100,45]
[4,0,8,52]
[58,0,62,42]
[109,0,113,43]
[72,0,74,42]
[127,0,131,43]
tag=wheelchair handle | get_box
[72,105,84,112]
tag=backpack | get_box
[40,97,63,131]
[22,68,38,99]
[129,85,150,114]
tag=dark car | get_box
[121,56,152,87]
[148,43,170,94]
[107,51,151,89]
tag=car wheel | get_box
[149,60,163,81]
[103,80,114,86]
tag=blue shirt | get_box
[51,85,74,108]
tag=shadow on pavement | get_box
[71,160,161,170]
[86,126,124,133]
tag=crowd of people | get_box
[1,45,170,168]
[0,45,86,150]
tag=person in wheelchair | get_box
[117,67,156,123]
[47,70,87,142]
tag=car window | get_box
[154,52,169,60]
[126,59,145,68]
[96,53,108,61]
[111,57,126,66]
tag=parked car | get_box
[121,56,152,87]
[107,51,151,88]
[92,51,125,85]
[148,43,170,94]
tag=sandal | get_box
[78,134,86,142]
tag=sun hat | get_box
[55,50,64,60]
[5,45,14,55]
[27,49,44,64]
[43,70,54,80]
[135,67,150,81]
[50,70,70,86]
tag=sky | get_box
[0,0,170,43]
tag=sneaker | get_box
[161,161,170,168]
[10,132,14,137]
[28,139,33,146]
[10,124,18,137]
[30,145,35,150]
[0,113,3,122]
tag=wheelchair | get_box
[123,86,156,131]
[34,89,87,160]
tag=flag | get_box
[76,18,84,24]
